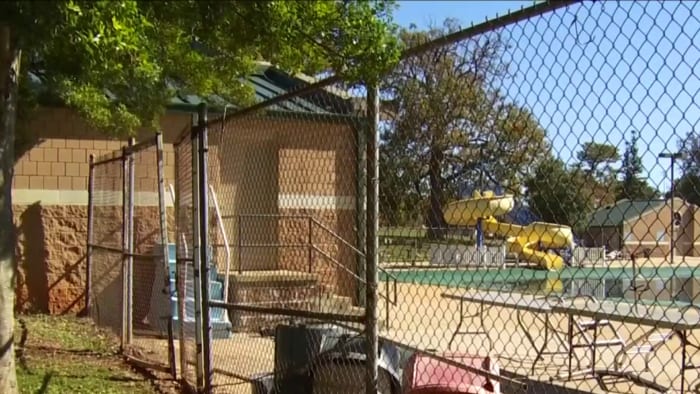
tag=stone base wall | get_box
[14,204,88,314]
[14,203,174,316]
[277,209,358,302]
[227,275,319,332]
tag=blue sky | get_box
[391,1,699,193]
[394,1,537,29]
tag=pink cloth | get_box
[402,353,500,394]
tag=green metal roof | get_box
[30,62,357,116]
[587,199,665,227]
[167,65,356,115]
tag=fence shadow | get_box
[18,202,50,313]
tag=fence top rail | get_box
[205,0,579,128]
[90,134,159,167]
[124,135,158,155]
[91,154,123,167]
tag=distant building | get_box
[582,198,700,257]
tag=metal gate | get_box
[86,133,176,379]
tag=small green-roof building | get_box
[583,198,700,258]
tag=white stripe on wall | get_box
[278,194,356,210]
[12,189,175,207]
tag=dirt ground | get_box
[127,256,700,393]
[135,285,700,393]
[377,281,700,394]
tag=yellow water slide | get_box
[442,191,574,271]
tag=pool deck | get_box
[132,256,700,393]
[377,280,700,393]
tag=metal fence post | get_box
[127,138,135,345]
[365,83,380,394]
[173,140,189,382]
[197,103,213,392]
[355,119,367,308]
[308,216,313,273]
[86,154,95,317]
[191,113,205,391]
[121,144,129,350]
[156,132,177,379]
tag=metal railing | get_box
[230,213,398,325]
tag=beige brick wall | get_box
[14,107,183,192]
[207,115,359,287]
[625,198,698,258]
[277,209,358,299]
[13,106,188,314]
[14,106,361,313]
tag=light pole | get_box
[658,151,684,264]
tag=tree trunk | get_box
[426,149,445,239]
[0,25,20,394]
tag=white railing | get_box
[572,246,608,267]
[428,244,506,268]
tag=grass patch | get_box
[15,315,158,394]
[17,358,154,394]
[16,314,116,354]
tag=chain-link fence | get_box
[173,121,203,390]
[87,149,125,345]
[86,134,176,380]
[163,1,700,393]
[374,1,700,393]
[203,80,384,393]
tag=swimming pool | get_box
[380,266,700,305]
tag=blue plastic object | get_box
[149,243,232,339]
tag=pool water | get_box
[381,266,700,305]
[508,276,697,305]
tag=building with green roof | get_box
[12,62,365,317]
[582,197,700,258]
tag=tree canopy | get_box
[671,132,700,205]
[1,1,401,136]
[524,155,593,234]
[576,141,620,179]
[378,19,547,234]
[0,2,401,392]
[616,130,658,201]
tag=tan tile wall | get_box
[277,209,358,300]
[208,115,359,281]
[14,106,361,313]
[209,118,280,271]
[277,118,357,197]
[627,198,695,258]
[13,106,189,314]
[14,107,187,191]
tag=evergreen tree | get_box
[616,130,658,201]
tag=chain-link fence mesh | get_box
[126,139,177,376]
[374,1,700,393]
[205,80,376,393]
[173,128,200,389]
[87,135,176,378]
[88,151,125,342]
[180,1,700,393]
